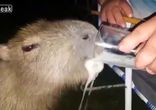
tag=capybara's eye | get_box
[22,44,39,52]
[82,34,89,40]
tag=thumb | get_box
[119,17,156,53]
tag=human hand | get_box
[100,0,133,27]
[119,16,156,74]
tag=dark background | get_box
[0,0,148,110]
[0,0,98,43]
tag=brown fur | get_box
[0,20,97,110]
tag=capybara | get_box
[0,20,98,110]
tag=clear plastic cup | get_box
[95,22,136,68]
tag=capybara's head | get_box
[0,20,98,86]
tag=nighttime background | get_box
[0,0,148,110]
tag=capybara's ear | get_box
[0,45,10,61]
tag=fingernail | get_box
[146,68,156,75]
[128,14,132,17]
[121,24,125,28]
[118,44,125,51]
[118,44,130,53]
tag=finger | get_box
[121,1,133,17]
[106,10,116,24]
[135,33,156,69]
[112,6,126,27]
[119,18,156,53]
[146,59,156,75]
[100,9,107,22]
[135,42,146,54]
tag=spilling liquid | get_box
[78,23,137,110]
[78,59,104,110]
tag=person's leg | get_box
[133,70,156,107]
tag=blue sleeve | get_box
[129,0,156,18]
